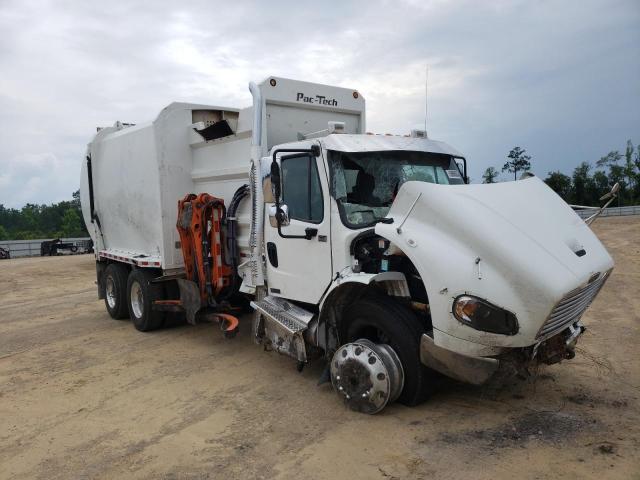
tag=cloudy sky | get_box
[0,0,638,208]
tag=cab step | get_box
[250,295,313,334]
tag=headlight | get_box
[452,295,518,335]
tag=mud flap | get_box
[177,278,202,325]
[96,261,107,300]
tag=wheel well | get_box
[318,280,411,354]
[318,282,369,354]
[318,273,432,356]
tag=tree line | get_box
[0,190,88,241]
[482,140,640,207]
[1,141,638,241]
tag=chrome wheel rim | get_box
[330,338,404,414]
[106,276,117,309]
[130,281,144,318]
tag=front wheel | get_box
[331,338,405,414]
[127,269,165,332]
[341,295,438,407]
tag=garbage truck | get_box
[80,76,614,414]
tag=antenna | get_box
[424,65,428,136]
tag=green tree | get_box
[623,140,637,202]
[19,204,41,233]
[502,147,532,180]
[571,162,594,205]
[60,208,83,238]
[72,189,81,209]
[544,171,572,199]
[596,150,626,205]
[596,150,622,169]
[482,167,499,183]
[0,192,89,240]
[633,141,640,201]
[0,225,8,241]
[592,170,610,199]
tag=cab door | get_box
[263,148,332,304]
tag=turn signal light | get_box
[453,295,519,336]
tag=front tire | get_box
[127,269,165,332]
[343,294,438,406]
[104,263,129,319]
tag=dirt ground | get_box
[0,217,638,480]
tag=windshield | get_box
[329,150,465,228]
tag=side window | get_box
[281,155,324,223]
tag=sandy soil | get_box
[0,216,638,480]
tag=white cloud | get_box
[0,152,74,207]
[0,0,638,207]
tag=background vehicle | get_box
[81,76,614,413]
[40,238,79,256]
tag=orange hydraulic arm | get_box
[176,193,233,307]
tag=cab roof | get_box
[320,134,464,157]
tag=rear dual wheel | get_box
[126,269,166,332]
[104,263,129,319]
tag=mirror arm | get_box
[462,157,468,184]
[453,156,468,184]
[585,182,619,226]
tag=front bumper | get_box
[420,321,586,385]
[419,334,499,385]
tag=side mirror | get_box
[270,161,281,201]
[455,157,468,184]
[268,204,290,227]
[599,182,620,201]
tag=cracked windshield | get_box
[330,150,465,227]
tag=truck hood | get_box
[375,177,614,349]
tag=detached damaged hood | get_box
[375,177,614,348]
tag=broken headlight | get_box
[452,295,518,335]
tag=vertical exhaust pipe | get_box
[248,82,265,288]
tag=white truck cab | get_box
[81,76,614,414]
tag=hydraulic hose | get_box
[219,184,250,300]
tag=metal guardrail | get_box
[574,205,640,220]
[0,237,92,258]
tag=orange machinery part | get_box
[176,193,233,306]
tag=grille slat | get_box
[547,295,598,324]
[537,271,610,340]
[551,280,603,312]
[556,280,602,303]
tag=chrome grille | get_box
[537,271,610,340]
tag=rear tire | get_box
[126,269,166,332]
[104,263,129,319]
[343,294,438,406]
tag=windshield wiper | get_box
[373,216,394,224]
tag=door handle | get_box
[304,228,318,240]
